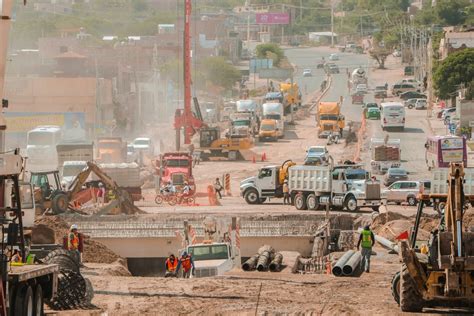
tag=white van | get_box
[262,102,284,138]
[26,125,62,171]
[380,102,405,131]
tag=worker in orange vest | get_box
[68,224,83,263]
[165,254,180,278]
[179,251,195,278]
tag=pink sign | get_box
[256,13,290,25]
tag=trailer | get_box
[370,138,401,174]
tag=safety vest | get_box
[181,256,192,271]
[166,258,178,272]
[68,232,79,250]
[361,229,373,249]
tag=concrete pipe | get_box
[242,254,259,271]
[342,251,362,276]
[256,245,275,272]
[331,250,355,277]
[269,253,283,272]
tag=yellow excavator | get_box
[392,163,474,311]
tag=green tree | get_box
[200,57,241,90]
[369,48,391,69]
[434,48,474,100]
[436,0,469,26]
[255,43,284,66]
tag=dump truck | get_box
[370,138,401,174]
[96,137,127,163]
[93,162,143,202]
[155,152,195,194]
[230,112,258,137]
[351,68,367,85]
[262,102,284,138]
[280,82,301,113]
[392,163,474,312]
[240,160,383,212]
[317,101,345,138]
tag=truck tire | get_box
[344,195,359,212]
[391,271,401,305]
[52,193,69,214]
[43,249,80,272]
[34,284,44,316]
[400,265,424,312]
[306,194,319,210]
[244,189,260,204]
[14,284,34,316]
[294,193,307,210]
[372,206,380,212]
[407,196,417,206]
[259,198,267,204]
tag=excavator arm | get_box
[67,161,142,215]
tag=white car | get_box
[305,146,330,163]
[132,137,154,154]
[398,78,422,89]
[356,84,368,94]
[415,99,427,110]
[302,69,312,77]
[329,53,339,61]
[442,108,456,123]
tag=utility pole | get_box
[246,14,250,49]
[427,34,434,118]
[300,0,303,21]
[330,1,334,47]
[360,16,363,37]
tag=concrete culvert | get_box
[269,253,283,272]
[332,250,355,277]
[242,254,259,271]
[342,251,362,276]
[256,245,274,272]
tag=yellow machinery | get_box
[198,127,254,161]
[278,159,296,185]
[280,82,301,113]
[392,163,474,311]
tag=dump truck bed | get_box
[9,263,59,283]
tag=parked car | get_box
[399,91,427,100]
[441,107,456,121]
[363,102,378,110]
[356,84,368,94]
[404,98,418,109]
[392,83,419,96]
[302,69,312,77]
[305,146,330,163]
[399,78,422,89]
[365,107,381,120]
[382,180,422,206]
[329,53,339,61]
[383,167,408,186]
[392,50,401,57]
[132,137,154,155]
[404,66,414,76]
[374,86,387,98]
[415,99,427,110]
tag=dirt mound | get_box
[375,219,430,241]
[464,209,474,231]
[34,215,120,264]
[371,212,409,231]
[419,216,440,233]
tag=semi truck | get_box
[155,152,195,193]
[240,161,383,212]
[96,137,127,163]
[230,112,258,137]
[262,102,284,138]
[370,138,401,174]
[317,101,345,138]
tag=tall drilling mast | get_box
[173,0,205,151]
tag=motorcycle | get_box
[155,187,177,206]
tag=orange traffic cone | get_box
[252,156,256,163]
[261,152,266,162]
[326,260,332,275]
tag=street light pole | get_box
[330,2,335,47]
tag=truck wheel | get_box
[306,194,319,210]
[52,193,69,214]
[344,195,359,212]
[400,265,424,312]
[294,193,307,210]
[42,249,80,272]
[372,206,380,212]
[14,284,34,316]
[259,198,267,204]
[34,284,44,316]
[407,196,417,206]
[391,271,401,305]
[244,189,260,204]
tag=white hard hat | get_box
[70,224,78,230]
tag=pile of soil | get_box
[34,215,121,264]
[375,219,430,241]
[371,211,409,231]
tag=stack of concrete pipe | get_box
[331,250,362,277]
[241,245,283,272]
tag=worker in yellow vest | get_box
[357,225,375,273]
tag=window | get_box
[390,182,401,189]
[259,168,272,178]
[188,245,229,261]
[400,182,416,189]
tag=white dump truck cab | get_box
[240,165,282,204]
[187,242,238,277]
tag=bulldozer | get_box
[392,163,474,312]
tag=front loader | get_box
[392,163,474,312]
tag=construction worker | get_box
[283,180,290,205]
[182,181,191,196]
[179,251,195,278]
[96,183,106,207]
[214,178,223,199]
[357,225,375,273]
[165,254,180,277]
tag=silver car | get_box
[382,181,422,206]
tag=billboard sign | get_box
[256,13,290,25]
[249,58,273,73]
[258,68,292,80]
